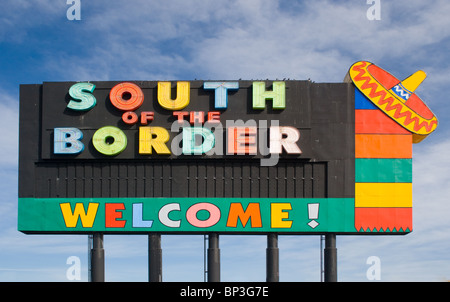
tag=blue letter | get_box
[203,82,239,109]
[132,203,153,228]
[54,128,84,154]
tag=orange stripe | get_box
[355,207,412,232]
[355,134,412,158]
[355,110,410,134]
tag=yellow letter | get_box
[158,81,190,110]
[60,203,99,228]
[271,203,293,228]
[139,127,171,154]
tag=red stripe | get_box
[355,110,410,134]
[355,207,412,232]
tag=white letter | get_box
[366,0,381,21]
[366,256,381,280]
[67,0,81,21]
[259,120,279,167]
[66,256,81,281]
[269,126,302,154]
[159,203,181,228]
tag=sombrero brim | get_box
[346,61,438,143]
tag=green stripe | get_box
[355,158,412,183]
[18,197,356,234]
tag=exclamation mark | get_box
[307,203,319,229]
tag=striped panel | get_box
[354,207,412,232]
[355,88,378,109]
[355,183,412,207]
[354,88,413,233]
[355,158,412,183]
[355,110,410,134]
[355,134,412,158]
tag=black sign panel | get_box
[18,81,355,234]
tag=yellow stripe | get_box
[355,183,412,207]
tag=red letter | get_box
[140,111,154,125]
[227,127,257,154]
[207,111,221,123]
[122,111,138,125]
[226,203,262,228]
[173,111,189,123]
[190,111,205,124]
[110,82,144,111]
[105,203,126,228]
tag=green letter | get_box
[252,81,285,109]
[67,82,96,111]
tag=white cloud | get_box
[0,227,87,255]
[412,139,450,236]
[2,0,450,282]
[336,137,450,282]
[0,91,18,167]
[48,0,450,83]
[6,0,447,85]
[0,0,65,43]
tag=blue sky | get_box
[1,0,450,282]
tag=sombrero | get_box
[345,61,438,143]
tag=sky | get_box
[1,0,450,282]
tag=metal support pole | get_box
[207,233,220,282]
[204,234,208,282]
[266,234,279,282]
[320,235,325,282]
[149,233,162,282]
[90,233,104,282]
[88,234,92,282]
[324,234,337,282]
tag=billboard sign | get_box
[17,61,437,234]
